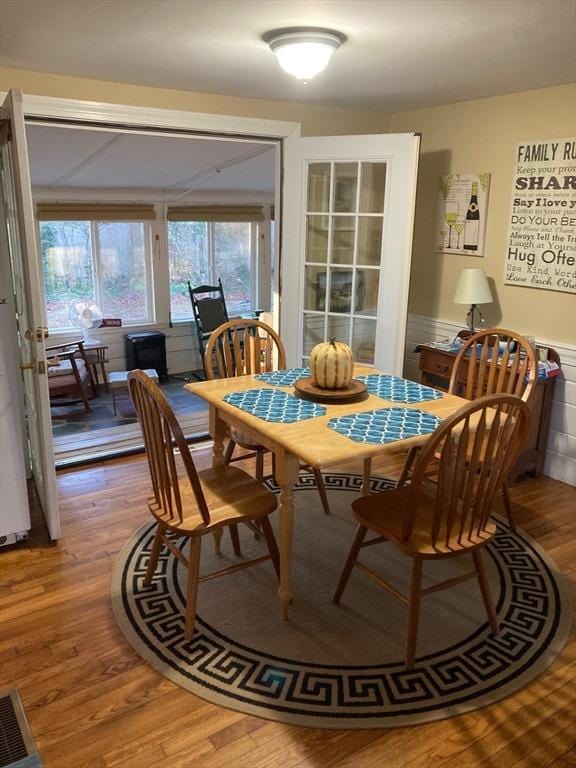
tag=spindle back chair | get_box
[335,393,531,667]
[127,369,279,640]
[204,319,330,514]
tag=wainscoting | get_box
[405,314,576,487]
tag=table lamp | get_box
[453,268,493,332]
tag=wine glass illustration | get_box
[454,218,465,249]
[439,228,447,249]
[444,201,459,248]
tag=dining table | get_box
[185,365,468,619]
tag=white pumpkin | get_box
[310,337,353,389]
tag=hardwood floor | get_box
[1,446,574,768]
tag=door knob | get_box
[24,327,49,341]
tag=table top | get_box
[185,366,468,469]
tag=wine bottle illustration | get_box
[464,182,480,251]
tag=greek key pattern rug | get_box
[112,473,570,729]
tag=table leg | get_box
[210,407,226,469]
[209,407,227,555]
[101,363,110,394]
[275,451,299,620]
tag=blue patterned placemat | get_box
[356,374,443,403]
[224,388,326,423]
[253,367,311,387]
[327,407,442,445]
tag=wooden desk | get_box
[418,345,559,478]
[185,367,467,619]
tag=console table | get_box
[418,343,559,478]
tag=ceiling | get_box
[2,0,575,113]
[26,124,276,196]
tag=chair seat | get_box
[352,487,496,558]
[48,358,87,379]
[149,464,277,534]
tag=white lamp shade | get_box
[274,41,336,80]
[453,268,493,305]
[265,29,345,82]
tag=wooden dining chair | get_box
[394,328,538,530]
[204,318,331,515]
[334,393,531,668]
[127,369,280,641]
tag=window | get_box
[39,219,154,330]
[168,220,255,321]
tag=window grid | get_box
[302,160,384,365]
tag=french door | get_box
[0,90,59,539]
[281,133,420,373]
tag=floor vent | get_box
[0,689,42,768]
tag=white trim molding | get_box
[405,314,576,487]
[1,91,302,140]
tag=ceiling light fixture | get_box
[263,27,346,84]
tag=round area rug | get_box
[111,473,571,729]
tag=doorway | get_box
[25,119,281,464]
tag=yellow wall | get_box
[390,84,576,346]
[0,67,391,136]
[3,68,574,345]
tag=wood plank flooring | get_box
[1,446,574,768]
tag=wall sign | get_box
[436,173,490,256]
[100,318,122,327]
[504,137,576,294]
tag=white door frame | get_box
[8,94,301,140]
[7,92,300,327]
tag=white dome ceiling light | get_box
[263,27,347,84]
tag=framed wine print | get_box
[436,173,490,256]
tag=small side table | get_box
[84,344,110,395]
[418,343,560,478]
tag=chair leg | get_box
[362,457,372,495]
[144,524,165,585]
[229,524,242,556]
[259,516,280,580]
[405,559,423,669]
[212,527,223,556]
[333,524,368,605]
[79,384,92,413]
[255,449,265,481]
[313,468,330,514]
[473,549,499,636]
[224,439,236,465]
[502,482,516,531]
[185,537,202,641]
[397,446,420,488]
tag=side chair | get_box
[334,393,531,668]
[127,369,280,641]
[394,328,538,530]
[204,318,331,515]
[46,340,96,412]
[188,279,229,379]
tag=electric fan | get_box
[69,299,103,344]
